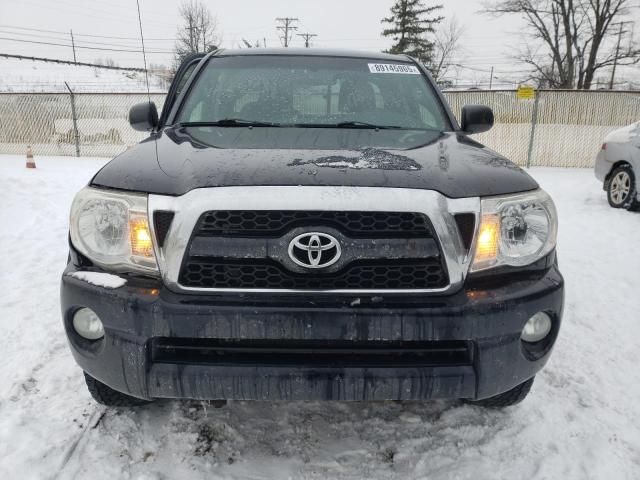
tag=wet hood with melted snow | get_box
[91,128,538,198]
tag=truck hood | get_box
[91,127,538,198]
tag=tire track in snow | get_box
[3,341,67,405]
[49,407,105,480]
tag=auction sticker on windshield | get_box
[368,63,421,74]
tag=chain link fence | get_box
[445,90,640,167]
[0,92,165,157]
[0,90,638,166]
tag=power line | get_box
[275,17,298,48]
[0,52,146,71]
[8,0,177,28]
[0,28,533,63]
[0,29,168,49]
[46,0,178,25]
[0,24,174,41]
[296,32,317,48]
[0,36,173,53]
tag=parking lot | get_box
[0,155,639,480]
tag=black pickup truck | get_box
[61,49,563,408]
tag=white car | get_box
[595,122,640,210]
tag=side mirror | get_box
[129,102,158,132]
[461,105,494,134]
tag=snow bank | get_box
[0,58,167,93]
[0,155,639,479]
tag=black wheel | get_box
[607,165,639,211]
[465,377,535,408]
[84,372,150,407]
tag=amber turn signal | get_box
[472,214,500,270]
[130,216,154,258]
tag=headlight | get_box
[471,189,557,272]
[69,187,158,274]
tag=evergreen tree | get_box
[381,0,444,65]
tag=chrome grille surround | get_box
[148,186,479,294]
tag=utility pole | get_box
[296,32,317,48]
[70,29,77,64]
[64,82,80,157]
[186,24,198,52]
[489,66,494,90]
[201,21,206,51]
[609,22,627,90]
[275,17,298,47]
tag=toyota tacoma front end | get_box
[61,49,563,408]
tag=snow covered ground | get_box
[0,58,167,93]
[0,154,639,479]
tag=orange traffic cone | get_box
[26,146,36,169]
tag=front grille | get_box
[151,338,473,367]
[197,210,433,238]
[180,258,447,290]
[180,210,448,291]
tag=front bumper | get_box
[61,263,564,401]
[594,149,611,183]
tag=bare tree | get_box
[240,39,263,48]
[149,63,172,89]
[484,0,640,89]
[175,0,220,65]
[94,58,118,67]
[430,16,465,85]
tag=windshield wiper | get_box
[336,121,405,129]
[292,121,405,130]
[176,119,282,128]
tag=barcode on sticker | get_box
[368,63,421,74]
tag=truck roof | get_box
[213,47,413,62]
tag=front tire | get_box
[465,377,534,408]
[607,165,639,210]
[84,372,150,407]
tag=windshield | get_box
[176,55,450,131]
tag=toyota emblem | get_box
[288,232,342,269]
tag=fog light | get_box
[73,308,105,340]
[521,312,552,343]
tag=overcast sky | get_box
[0,0,637,88]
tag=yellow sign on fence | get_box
[517,85,536,100]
